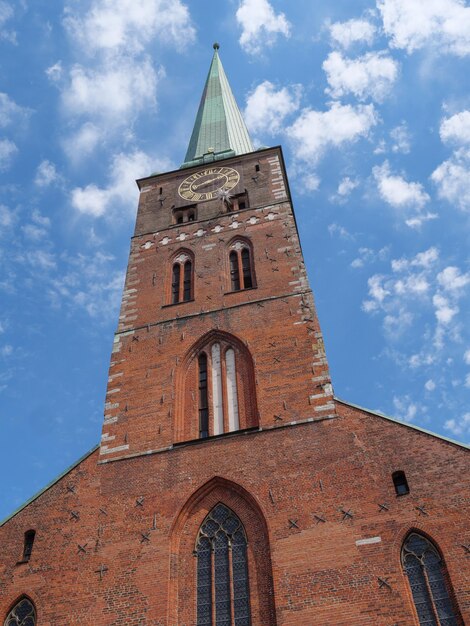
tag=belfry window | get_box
[198,353,209,439]
[196,503,251,626]
[170,253,194,304]
[4,598,36,626]
[229,241,255,292]
[173,205,197,224]
[402,533,461,625]
[227,192,249,213]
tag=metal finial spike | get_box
[213,42,220,50]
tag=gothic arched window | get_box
[229,240,254,292]
[402,533,461,626]
[176,331,258,444]
[170,252,194,304]
[196,342,241,438]
[196,503,250,626]
[4,597,36,626]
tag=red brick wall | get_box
[1,400,468,624]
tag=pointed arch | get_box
[401,530,463,625]
[226,236,256,292]
[168,476,276,625]
[174,330,258,443]
[167,248,195,305]
[4,596,36,626]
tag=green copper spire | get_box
[181,43,254,168]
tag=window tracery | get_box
[4,598,36,626]
[196,503,251,626]
[402,533,460,625]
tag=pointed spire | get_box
[181,43,254,168]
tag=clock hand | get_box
[192,177,224,190]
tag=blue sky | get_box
[1,0,469,520]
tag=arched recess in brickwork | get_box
[4,596,36,626]
[174,330,259,443]
[400,529,463,626]
[168,476,277,625]
[166,248,195,305]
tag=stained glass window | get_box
[196,504,251,626]
[4,598,36,626]
[402,533,460,626]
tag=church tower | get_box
[99,44,335,463]
[1,45,468,626]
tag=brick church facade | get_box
[1,45,469,626]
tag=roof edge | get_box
[334,397,469,450]
[0,443,100,527]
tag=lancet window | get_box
[171,252,194,304]
[229,240,254,292]
[402,533,461,625]
[4,598,36,626]
[196,503,251,626]
[22,530,35,562]
[197,343,240,438]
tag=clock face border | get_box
[178,166,240,202]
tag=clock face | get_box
[178,166,240,201]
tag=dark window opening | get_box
[229,192,249,213]
[196,504,251,626]
[172,263,181,304]
[159,186,163,195]
[183,260,192,302]
[230,251,240,291]
[255,164,260,172]
[198,353,209,439]
[173,206,197,225]
[403,533,461,626]
[23,530,35,561]
[393,471,410,496]
[241,248,253,289]
[5,598,36,626]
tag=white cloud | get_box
[328,223,354,240]
[431,148,470,212]
[464,349,470,364]
[63,123,102,163]
[21,210,51,241]
[404,213,438,229]
[425,379,436,391]
[35,160,59,187]
[45,61,63,82]
[378,0,470,56]
[466,374,470,388]
[64,0,195,54]
[362,247,469,352]
[444,412,470,436]
[351,246,389,269]
[0,138,17,170]
[0,93,30,128]
[323,51,399,102]
[0,1,15,43]
[337,177,359,197]
[329,18,376,49]
[373,161,430,212]
[390,122,411,153]
[244,81,300,136]
[236,0,290,54]
[393,395,418,421]
[0,204,15,229]
[62,58,162,123]
[71,150,173,218]
[288,102,378,163]
[440,110,470,145]
[1,344,13,357]
[437,266,470,292]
